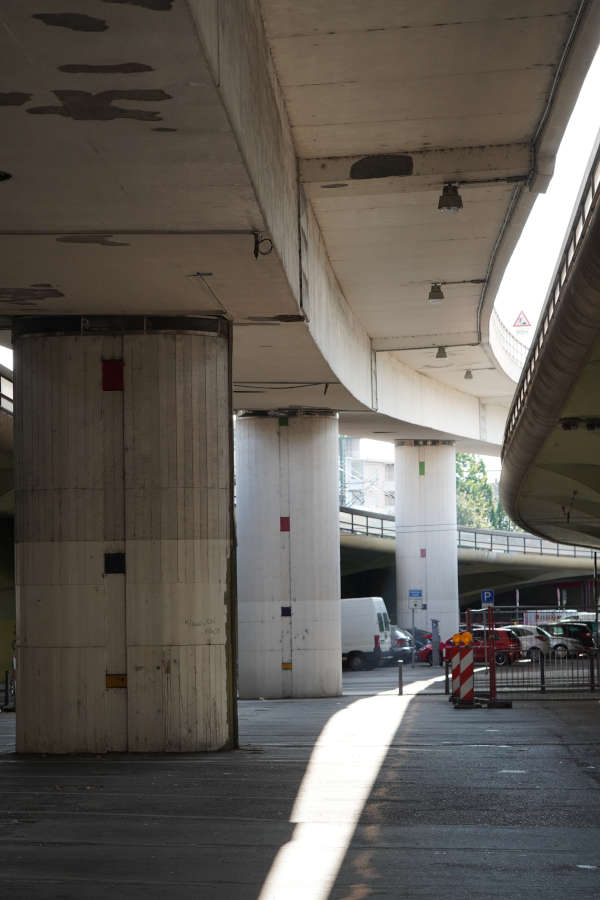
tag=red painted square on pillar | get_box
[102,359,124,391]
[280,516,290,532]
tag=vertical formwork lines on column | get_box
[278,416,292,695]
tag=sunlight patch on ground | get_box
[258,673,441,899]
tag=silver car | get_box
[498,624,551,661]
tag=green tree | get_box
[456,453,495,527]
[490,497,515,531]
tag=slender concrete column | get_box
[395,440,459,641]
[236,411,341,699]
[14,316,236,753]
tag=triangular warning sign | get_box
[513,310,531,328]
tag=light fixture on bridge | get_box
[438,183,463,213]
[428,283,444,302]
[464,369,473,380]
[435,346,447,359]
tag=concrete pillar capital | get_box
[395,439,455,448]
[13,314,229,340]
[237,407,337,419]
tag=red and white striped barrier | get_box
[458,646,474,705]
[450,647,461,699]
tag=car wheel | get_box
[495,651,508,666]
[553,644,568,660]
[528,647,542,662]
[348,653,363,671]
[426,651,433,666]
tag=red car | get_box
[441,629,521,667]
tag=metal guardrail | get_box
[489,308,529,379]
[340,506,595,558]
[474,653,600,696]
[457,526,595,558]
[504,138,600,445]
[339,505,395,539]
[0,375,12,415]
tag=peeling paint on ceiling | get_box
[57,235,130,247]
[32,13,108,32]
[0,287,65,305]
[27,90,171,122]
[0,93,31,107]
[59,63,153,74]
[103,0,173,10]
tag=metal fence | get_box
[339,506,395,539]
[0,375,12,416]
[473,652,600,697]
[339,507,595,558]
[457,526,595,558]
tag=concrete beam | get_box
[372,331,479,352]
[300,143,531,199]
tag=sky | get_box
[496,44,600,342]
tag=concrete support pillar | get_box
[395,440,459,641]
[14,316,236,753]
[236,411,341,699]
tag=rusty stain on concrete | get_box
[32,13,108,31]
[27,89,171,121]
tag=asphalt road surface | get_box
[1,667,600,898]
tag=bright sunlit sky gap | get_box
[495,44,600,340]
[361,45,600,471]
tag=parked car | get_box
[442,629,521,667]
[541,621,594,658]
[341,596,393,670]
[497,624,551,661]
[416,632,446,666]
[389,626,415,663]
[560,613,599,638]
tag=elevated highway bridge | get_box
[339,505,596,612]
[1,1,599,751]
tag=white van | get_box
[341,596,392,670]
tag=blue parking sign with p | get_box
[481,589,494,605]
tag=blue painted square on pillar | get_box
[104,552,126,574]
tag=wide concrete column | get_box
[14,316,236,753]
[236,410,341,699]
[395,440,459,641]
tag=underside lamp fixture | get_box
[428,283,444,303]
[438,183,463,213]
[435,346,447,359]
[464,369,473,380]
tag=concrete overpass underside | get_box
[340,531,594,608]
[2,1,600,749]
